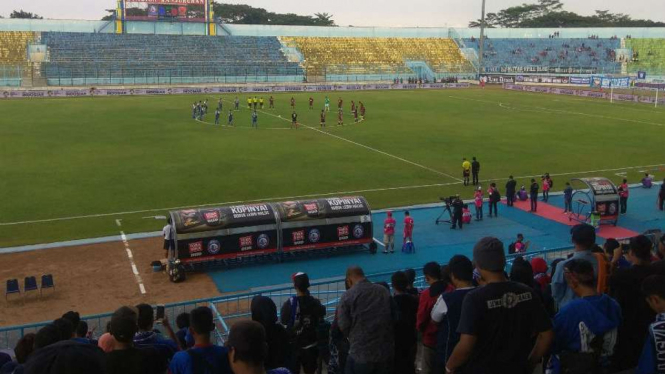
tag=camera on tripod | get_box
[436,196,458,225]
[440,196,458,206]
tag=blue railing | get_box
[0,246,576,350]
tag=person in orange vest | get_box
[619,178,629,214]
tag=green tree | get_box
[10,10,43,19]
[212,2,334,26]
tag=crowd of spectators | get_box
[2,224,665,374]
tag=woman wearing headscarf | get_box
[251,296,289,370]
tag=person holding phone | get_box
[133,304,180,363]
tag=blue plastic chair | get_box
[6,279,20,300]
[24,276,38,298]
[40,274,55,296]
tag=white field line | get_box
[2,162,664,227]
[373,237,386,247]
[118,224,146,295]
[219,98,463,182]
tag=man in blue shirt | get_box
[133,304,180,362]
[548,259,622,374]
[563,182,574,214]
[251,111,258,129]
[636,275,665,374]
[169,307,232,374]
[552,224,599,309]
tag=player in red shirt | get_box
[351,100,356,113]
[269,96,274,109]
[337,97,343,110]
[383,211,396,254]
[309,97,314,110]
[337,108,343,126]
[290,97,295,109]
[320,109,326,128]
[359,101,365,119]
[403,210,414,244]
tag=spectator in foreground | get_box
[106,306,165,374]
[404,268,419,296]
[431,255,475,371]
[226,321,291,374]
[169,306,232,374]
[636,275,665,374]
[609,235,656,372]
[338,266,394,374]
[280,272,325,374]
[72,321,95,345]
[52,319,74,342]
[97,322,115,353]
[391,271,418,374]
[511,257,556,317]
[604,238,630,270]
[659,178,665,211]
[652,235,665,274]
[417,261,447,374]
[548,259,622,374]
[23,340,106,374]
[133,304,179,362]
[251,296,288,370]
[61,312,80,339]
[552,224,599,309]
[34,324,61,351]
[531,257,551,292]
[175,312,191,349]
[0,333,35,374]
[445,237,553,374]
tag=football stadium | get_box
[1,0,665,372]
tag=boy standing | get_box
[403,211,414,244]
[619,179,629,214]
[383,211,396,254]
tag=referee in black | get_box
[471,157,481,186]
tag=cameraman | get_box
[451,195,464,230]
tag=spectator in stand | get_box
[563,182,573,214]
[175,313,191,349]
[337,266,394,374]
[445,237,554,374]
[505,176,517,207]
[251,296,288,370]
[404,268,419,296]
[511,257,556,317]
[609,235,656,372]
[0,333,35,374]
[636,275,665,374]
[169,306,232,374]
[552,224,599,308]
[106,306,165,374]
[52,319,74,342]
[652,236,665,274]
[280,272,325,374]
[547,259,622,374]
[604,238,630,270]
[98,322,115,353]
[509,234,530,254]
[34,324,62,350]
[72,321,95,345]
[226,321,292,374]
[618,179,629,214]
[641,173,653,188]
[431,255,475,371]
[61,312,80,339]
[391,271,418,374]
[23,339,106,374]
[518,185,528,201]
[417,262,448,374]
[530,179,539,212]
[531,257,551,292]
[133,304,180,362]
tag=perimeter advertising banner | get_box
[590,76,631,89]
[170,203,279,263]
[275,197,373,252]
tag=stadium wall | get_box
[1,19,665,38]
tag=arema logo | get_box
[207,240,221,254]
[608,203,618,216]
[257,234,270,249]
[353,224,364,239]
[308,229,321,243]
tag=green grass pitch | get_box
[1,87,664,247]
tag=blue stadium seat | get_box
[6,279,20,300]
[24,276,38,297]
[40,274,55,296]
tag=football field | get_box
[1,86,664,247]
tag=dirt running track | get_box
[0,237,221,326]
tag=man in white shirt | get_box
[162,218,174,258]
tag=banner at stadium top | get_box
[590,76,631,89]
[503,83,665,104]
[0,83,470,99]
[124,0,205,4]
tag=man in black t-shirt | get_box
[505,176,517,207]
[445,237,553,374]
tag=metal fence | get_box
[0,245,580,350]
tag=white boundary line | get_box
[117,220,146,295]
[373,238,386,247]
[219,97,464,182]
[2,162,664,227]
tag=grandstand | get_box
[466,37,621,74]
[0,31,36,86]
[281,37,475,81]
[41,33,304,85]
[627,38,665,75]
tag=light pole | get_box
[478,0,486,75]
